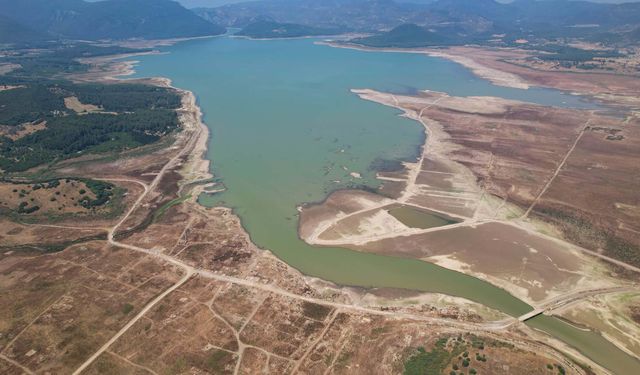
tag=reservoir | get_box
[129,36,639,373]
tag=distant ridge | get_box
[0,0,226,43]
[196,0,640,45]
[237,20,346,39]
[0,15,49,43]
[353,24,454,48]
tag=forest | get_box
[0,80,182,172]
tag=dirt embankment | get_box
[433,46,640,108]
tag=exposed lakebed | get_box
[129,36,639,373]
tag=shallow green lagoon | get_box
[130,36,639,373]
[388,206,458,229]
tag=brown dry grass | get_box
[0,241,183,374]
[0,180,102,216]
[64,96,103,114]
[0,121,46,141]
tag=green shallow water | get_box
[528,316,640,375]
[388,206,458,229]
[129,36,640,373]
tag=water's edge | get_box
[128,36,639,374]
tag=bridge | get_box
[518,309,545,322]
[511,286,636,326]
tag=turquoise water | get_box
[129,36,639,373]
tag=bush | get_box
[17,201,40,214]
[121,303,134,314]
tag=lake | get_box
[129,36,639,373]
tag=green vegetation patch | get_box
[301,301,333,321]
[534,45,623,63]
[67,83,182,112]
[206,350,230,373]
[79,179,115,209]
[0,81,182,172]
[153,194,192,222]
[0,84,64,125]
[354,24,459,48]
[403,337,465,375]
[121,303,134,315]
[1,43,149,78]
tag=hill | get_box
[236,20,346,39]
[354,24,455,47]
[0,15,49,43]
[197,0,640,45]
[196,0,446,32]
[0,0,226,42]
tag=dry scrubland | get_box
[0,180,107,216]
[0,201,580,375]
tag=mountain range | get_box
[197,0,640,44]
[0,0,226,43]
[1,0,639,46]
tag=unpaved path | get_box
[0,353,36,375]
[523,119,590,218]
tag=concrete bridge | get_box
[518,309,545,322]
[511,286,636,326]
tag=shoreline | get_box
[320,40,640,112]
[318,41,532,90]
[231,33,348,42]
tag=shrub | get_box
[121,303,134,314]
